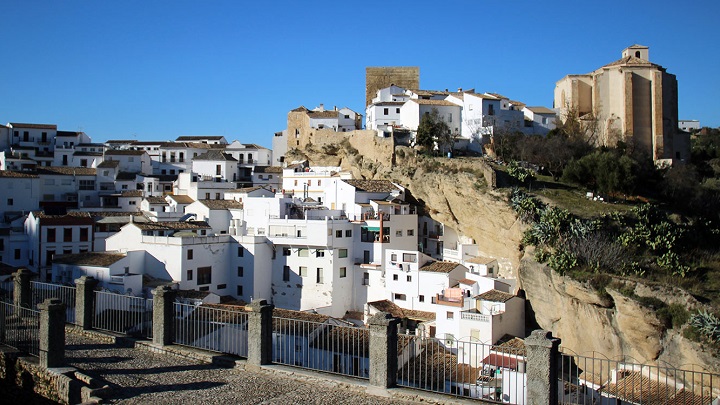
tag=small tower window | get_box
[635,51,641,58]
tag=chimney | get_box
[458,87,462,92]
[319,103,324,111]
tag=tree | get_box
[416,108,451,154]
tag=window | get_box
[187,249,193,260]
[283,266,290,282]
[187,269,193,280]
[419,295,425,302]
[205,193,210,199]
[215,193,220,200]
[345,230,352,237]
[396,230,402,237]
[339,267,347,278]
[216,165,222,175]
[63,228,72,242]
[197,266,212,285]
[383,108,389,115]
[238,247,244,257]
[298,248,308,257]
[237,285,243,296]
[393,274,398,281]
[336,230,343,238]
[403,253,417,262]
[217,284,227,290]
[199,286,209,291]
[396,108,400,114]
[338,249,348,258]
[78,180,95,190]
[129,201,136,205]
[80,228,88,242]
[7,198,13,206]
[446,311,454,319]
[407,275,412,282]
[394,293,406,301]
[237,266,244,277]
[299,266,307,277]
[47,228,56,242]
[283,247,291,256]
[407,229,414,236]
[128,157,135,162]
[316,268,324,284]
[14,249,21,260]
[315,249,325,258]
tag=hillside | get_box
[288,132,720,374]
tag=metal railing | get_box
[272,317,369,379]
[94,290,152,338]
[31,281,77,324]
[397,335,527,404]
[173,302,248,357]
[558,348,720,404]
[0,280,13,301]
[0,300,40,356]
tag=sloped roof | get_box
[97,160,120,168]
[120,190,143,197]
[525,106,555,115]
[53,252,126,267]
[0,170,38,178]
[9,123,56,129]
[476,289,516,303]
[602,55,660,68]
[253,166,283,173]
[37,167,96,176]
[192,150,237,161]
[175,136,225,141]
[198,199,244,210]
[409,99,458,107]
[419,261,460,273]
[367,300,435,321]
[133,220,211,230]
[167,195,194,204]
[145,196,169,205]
[105,150,147,156]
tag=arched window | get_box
[635,51,641,58]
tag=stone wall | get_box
[0,348,79,404]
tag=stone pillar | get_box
[247,299,274,367]
[368,312,401,389]
[39,298,66,368]
[525,329,561,405]
[13,268,32,308]
[152,286,177,346]
[74,276,99,330]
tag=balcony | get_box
[461,311,490,322]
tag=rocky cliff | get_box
[290,135,717,372]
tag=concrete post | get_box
[39,298,66,368]
[368,312,401,389]
[525,329,561,405]
[152,286,177,346]
[13,268,32,308]
[247,299,274,367]
[74,276,99,330]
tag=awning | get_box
[363,226,380,232]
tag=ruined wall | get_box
[365,67,419,107]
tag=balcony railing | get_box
[461,312,490,322]
[432,294,463,307]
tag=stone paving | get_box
[64,332,420,404]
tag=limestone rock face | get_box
[296,136,717,372]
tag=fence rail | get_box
[94,290,152,338]
[0,300,40,356]
[559,349,720,404]
[31,281,77,324]
[272,317,369,379]
[174,302,248,357]
[397,335,527,404]
[0,280,13,301]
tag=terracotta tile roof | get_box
[603,55,660,68]
[53,252,126,267]
[601,371,674,404]
[367,300,435,321]
[310,325,369,356]
[198,199,244,210]
[225,186,271,193]
[37,166,96,176]
[145,196,169,205]
[579,371,608,387]
[133,220,211,230]
[476,289,515,303]
[97,160,120,168]
[56,130,82,137]
[9,123,57,129]
[120,190,143,197]
[419,261,459,273]
[458,278,477,285]
[192,150,237,161]
[105,150,147,156]
[115,172,138,181]
[0,170,38,178]
[343,179,399,193]
[495,336,526,356]
[167,195,195,204]
[73,151,102,157]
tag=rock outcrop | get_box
[293,134,718,372]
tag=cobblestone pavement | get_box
[65,333,416,404]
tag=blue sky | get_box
[2,1,718,148]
